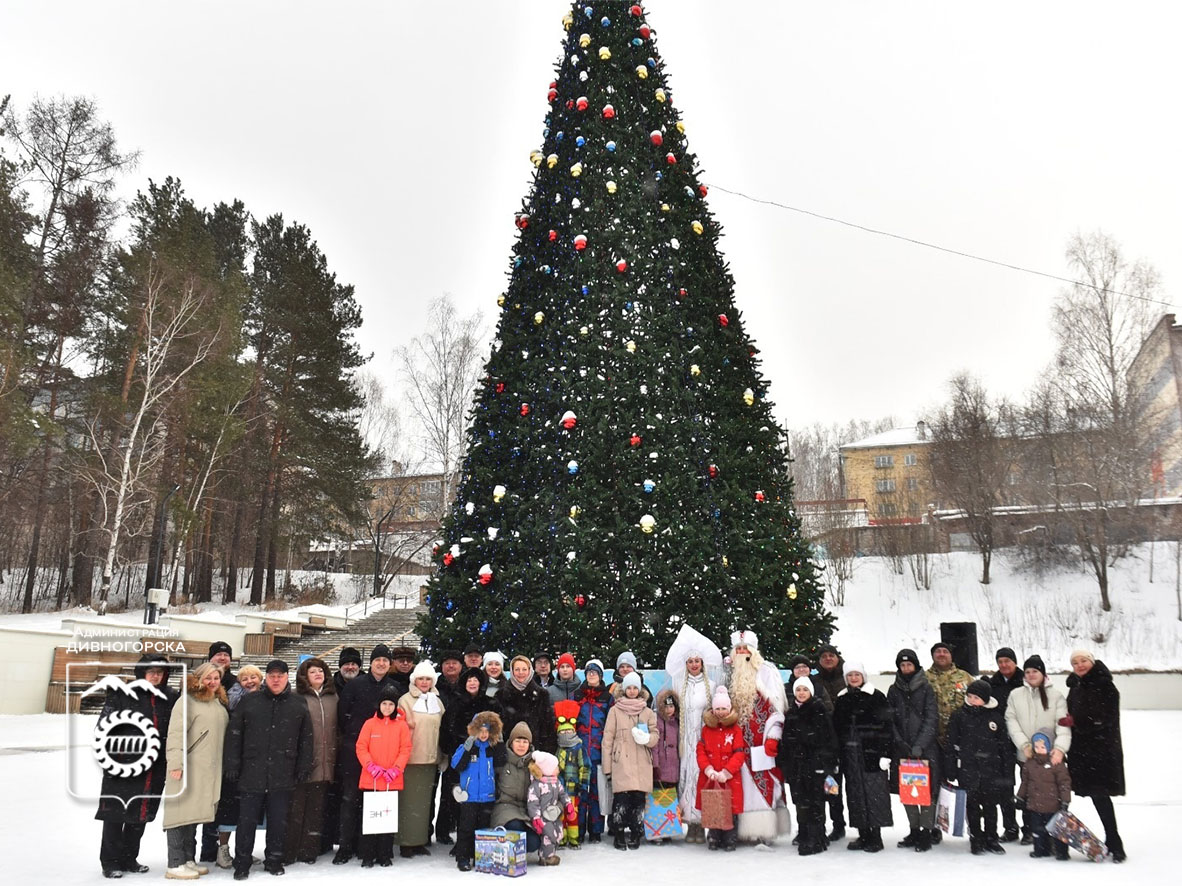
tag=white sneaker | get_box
[216,846,233,870]
[164,866,199,880]
[185,860,209,875]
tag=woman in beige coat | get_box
[601,672,659,850]
[397,661,446,856]
[162,663,229,879]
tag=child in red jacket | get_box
[355,686,412,867]
[696,685,747,851]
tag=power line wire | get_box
[706,183,1177,311]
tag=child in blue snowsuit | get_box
[451,711,505,871]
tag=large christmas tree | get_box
[418,1,833,665]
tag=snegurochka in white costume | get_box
[726,629,791,843]
[664,624,724,844]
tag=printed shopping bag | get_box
[475,827,528,877]
[644,786,683,840]
[898,758,931,806]
[700,786,734,831]
[361,787,399,835]
[935,782,966,837]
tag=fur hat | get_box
[437,649,463,665]
[621,671,642,692]
[134,653,171,683]
[616,651,637,670]
[459,666,488,693]
[584,658,604,676]
[818,643,841,659]
[338,647,362,668]
[843,661,866,682]
[995,647,1018,665]
[376,684,401,712]
[389,645,417,662]
[370,643,392,663]
[208,641,233,660]
[896,648,920,669]
[966,679,992,703]
[463,642,483,656]
[1069,649,1095,665]
[730,629,759,650]
[556,652,577,671]
[508,720,533,745]
[530,750,559,779]
[1023,654,1046,676]
[483,650,505,668]
[296,657,335,695]
[656,688,679,718]
[410,661,437,687]
[554,699,580,730]
[711,685,732,712]
[468,710,503,744]
[792,676,814,697]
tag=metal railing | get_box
[343,588,420,626]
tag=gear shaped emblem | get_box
[92,709,161,778]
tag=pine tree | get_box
[419,1,833,665]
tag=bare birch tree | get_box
[396,295,484,517]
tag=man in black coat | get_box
[985,646,1025,842]
[333,644,394,865]
[945,680,1010,855]
[209,640,238,693]
[95,654,180,878]
[333,646,363,694]
[223,659,313,878]
[388,645,417,699]
[433,649,465,844]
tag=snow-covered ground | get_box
[2,710,1174,883]
[828,543,1182,671]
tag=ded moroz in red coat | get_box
[696,709,747,815]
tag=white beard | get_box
[729,650,764,722]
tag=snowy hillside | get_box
[827,543,1182,671]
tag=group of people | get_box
[92,626,1128,879]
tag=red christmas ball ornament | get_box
[561,410,577,430]
[630,433,642,447]
[630,4,643,16]
[718,313,729,327]
[548,88,558,101]
[520,403,531,416]
[665,152,677,165]
[478,564,494,586]
[548,229,557,242]
[566,99,575,110]
[576,95,589,111]
[602,104,616,119]
[432,544,440,557]
[708,464,719,479]
[650,130,663,146]
[443,552,455,567]
[495,382,505,394]
[699,184,709,196]
[573,234,588,251]
[755,490,766,503]
[616,259,628,273]
[639,24,651,39]
[515,213,529,230]
[575,593,587,610]
[678,287,688,298]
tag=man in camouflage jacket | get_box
[926,642,973,750]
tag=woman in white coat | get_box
[1004,655,1071,763]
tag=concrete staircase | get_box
[236,606,425,673]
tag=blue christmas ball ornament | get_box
[606,140,617,152]
[582,284,591,295]
[568,460,579,475]
[425,594,431,605]
[576,135,586,147]
[632,37,643,46]
[626,301,634,310]
[514,257,523,267]
[723,357,730,366]
[643,479,655,493]
[481,620,491,632]
[647,57,657,68]
[556,131,564,141]
[685,186,695,197]
[540,264,552,274]
[713,508,721,519]
[488,429,496,438]
[584,7,593,18]
[446,599,454,611]
[601,16,611,27]
[655,171,663,181]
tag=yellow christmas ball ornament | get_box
[787,583,798,600]
[661,203,670,212]
[530,150,544,167]
[722,555,729,567]
[569,505,581,519]
[547,153,559,169]
[655,88,666,103]
[570,162,583,177]
[690,363,700,376]
[743,388,755,406]
[579,33,591,48]
[691,220,704,235]
[636,65,648,79]
[676,120,686,134]
[579,326,589,336]
[493,484,506,503]
[563,12,574,30]
[598,46,611,60]
[606,180,617,194]
[534,311,545,325]
[639,514,656,534]
[625,340,637,353]
[497,294,506,307]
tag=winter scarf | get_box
[613,695,648,716]
[557,729,580,749]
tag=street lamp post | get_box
[145,483,181,625]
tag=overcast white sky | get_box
[4,0,1180,433]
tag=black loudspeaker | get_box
[940,622,978,676]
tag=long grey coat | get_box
[491,746,534,827]
[601,701,659,793]
[162,685,229,829]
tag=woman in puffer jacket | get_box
[1005,655,1070,763]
